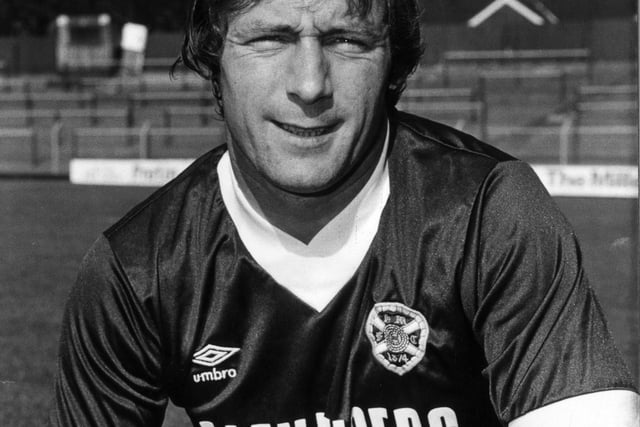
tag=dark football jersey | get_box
[51,112,636,427]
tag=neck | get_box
[229,122,387,244]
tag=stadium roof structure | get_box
[468,0,559,28]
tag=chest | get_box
[165,229,495,426]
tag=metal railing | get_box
[68,123,224,160]
[441,48,592,86]
[0,127,39,166]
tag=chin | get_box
[271,170,338,195]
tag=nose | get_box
[286,38,332,104]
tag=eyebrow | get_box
[322,26,388,41]
[243,21,296,33]
[239,19,388,39]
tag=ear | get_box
[211,78,225,117]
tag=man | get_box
[51,0,639,425]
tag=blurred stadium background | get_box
[0,0,638,425]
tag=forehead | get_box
[228,0,386,30]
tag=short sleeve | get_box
[50,235,167,426]
[468,161,637,423]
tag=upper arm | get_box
[468,161,637,421]
[508,390,640,427]
[50,235,167,426]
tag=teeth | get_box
[279,123,330,137]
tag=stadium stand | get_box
[163,106,219,128]
[486,122,572,164]
[569,83,638,164]
[0,127,38,166]
[0,108,129,127]
[576,84,636,100]
[441,48,593,86]
[479,68,573,104]
[0,77,29,92]
[397,87,487,138]
[70,124,224,160]
[0,54,634,175]
[0,92,97,110]
[128,90,211,107]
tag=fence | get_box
[163,106,219,128]
[0,74,635,174]
[0,127,38,166]
[0,92,98,109]
[1,116,630,174]
[575,84,636,101]
[398,87,488,139]
[441,49,593,87]
[486,120,637,165]
[479,68,576,104]
[78,73,208,94]
[0,108,128,127]
[574,100,637,127]
[69,123,224,160]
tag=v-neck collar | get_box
[217,125,390,312]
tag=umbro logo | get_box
[192,344,240,384]
[192,344,240,367]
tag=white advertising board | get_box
[531,165,638,199]
[69,160,639,199]
[70,159,193,187]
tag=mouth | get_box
[274,121,338,138]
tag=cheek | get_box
[220,71,250,109]
[338,78,386,124]
[336,59,388,100]
[220,54,272,104]
[220,73,266,132]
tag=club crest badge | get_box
[365,302,429,376]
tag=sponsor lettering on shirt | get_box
[198,406,459,427]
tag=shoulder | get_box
[391,110,513,163]
[388,111,546,217]
[386,111,568,275]
[105,145,227,248]
[388,111,525,194]
[98,145,229,296]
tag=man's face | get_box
[219,0,391,193]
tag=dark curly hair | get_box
[174,0,423,115]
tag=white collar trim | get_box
[218,124,390,312]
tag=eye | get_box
[249,34,291,49]
[325,36,370,53]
